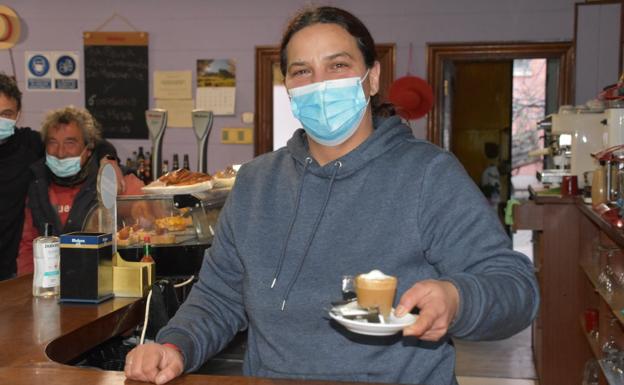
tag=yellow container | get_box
[112,252,154,297]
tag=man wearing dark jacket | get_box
[18,106,143,275]
[0,73,43,280]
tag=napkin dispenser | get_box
[59,232,114,303]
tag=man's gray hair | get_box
[41,106,101,149]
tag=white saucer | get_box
[329,303,418,336]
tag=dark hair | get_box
[280,6,376,76]
[280,6,393,116]
[484,142,499,159]
[0,73,22,111]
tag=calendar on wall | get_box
[196,59,236,115]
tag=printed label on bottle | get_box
[41,243,60,288]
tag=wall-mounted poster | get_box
[84,31,149,139]
[25,52,52,90]
[25,51,80,91]
[196,59,236,115]
[53,52,79,91]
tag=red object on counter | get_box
[561,175,579,196]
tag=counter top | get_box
[0,275,386,385]
[0,367,390,385]
[0,274,144,367]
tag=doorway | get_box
[427,42,573,224]
[451,60,512,221]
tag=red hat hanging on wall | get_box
[0,5,21,49]
[388,43,433,120]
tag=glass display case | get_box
[83,188,229,277]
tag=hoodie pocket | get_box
[257,365,370,382]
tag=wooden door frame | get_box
[426,41,574,146]
[254,44,395,156]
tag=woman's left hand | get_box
[395,279,459,341]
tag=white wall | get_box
[1,0,578,172]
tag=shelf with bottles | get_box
[579,202,624,249]
[581,260,624,326]
[579,271,624,385]
[579,224,624,385]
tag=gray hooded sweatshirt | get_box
[156,115,539,385]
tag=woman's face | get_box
[284,23,379,95]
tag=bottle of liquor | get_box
[172,154,180,171]
[131,151,138,168]
[137,146,145,162]
[162,160,170,175]
[33,223,60,298]
[183,154,190,170]
[137,159,146,182]
[125,157,133,169]
[140,236,154,263]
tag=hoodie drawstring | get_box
[270,157,313,289]
[277,160,342,311]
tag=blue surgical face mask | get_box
[0,117,16,141]
[288,70,370,147]
[45,150,84,178]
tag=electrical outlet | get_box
[221,128,253,144]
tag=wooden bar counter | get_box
[0,275,388,385]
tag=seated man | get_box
[18,106,144,275]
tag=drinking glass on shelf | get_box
[602,336,618,356]
[598,266,615,294]
[581,358,599,385]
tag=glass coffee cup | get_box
[355,270,397,318]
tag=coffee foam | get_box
[360,269,392,280]
[356,270,397,290]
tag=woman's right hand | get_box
[124,343,184,384]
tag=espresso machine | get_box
[540,111,607,187]
[604,108,624,148]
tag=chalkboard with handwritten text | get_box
[84,32,149,139]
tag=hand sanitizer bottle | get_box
[33,223,60,298]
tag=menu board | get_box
[84,32,149,139]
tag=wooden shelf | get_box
[577,202,624,249]
[580,315,624,385]
[598,359,624,385]
[580,262,624,326]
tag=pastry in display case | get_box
[213,164,239,188]
[83,187,229,278]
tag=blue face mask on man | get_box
[0,117,16,141]
[288,70,370,147]
[45,151,84,178]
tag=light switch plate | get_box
[222,128,253,144]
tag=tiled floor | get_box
[454,230,539,385]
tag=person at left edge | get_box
[17,106,144,275]
[0,74,122,281]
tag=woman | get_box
[125,6,539,385]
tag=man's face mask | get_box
[0,117,16,141]
[288,70,370,147]
[45,149,85,178]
